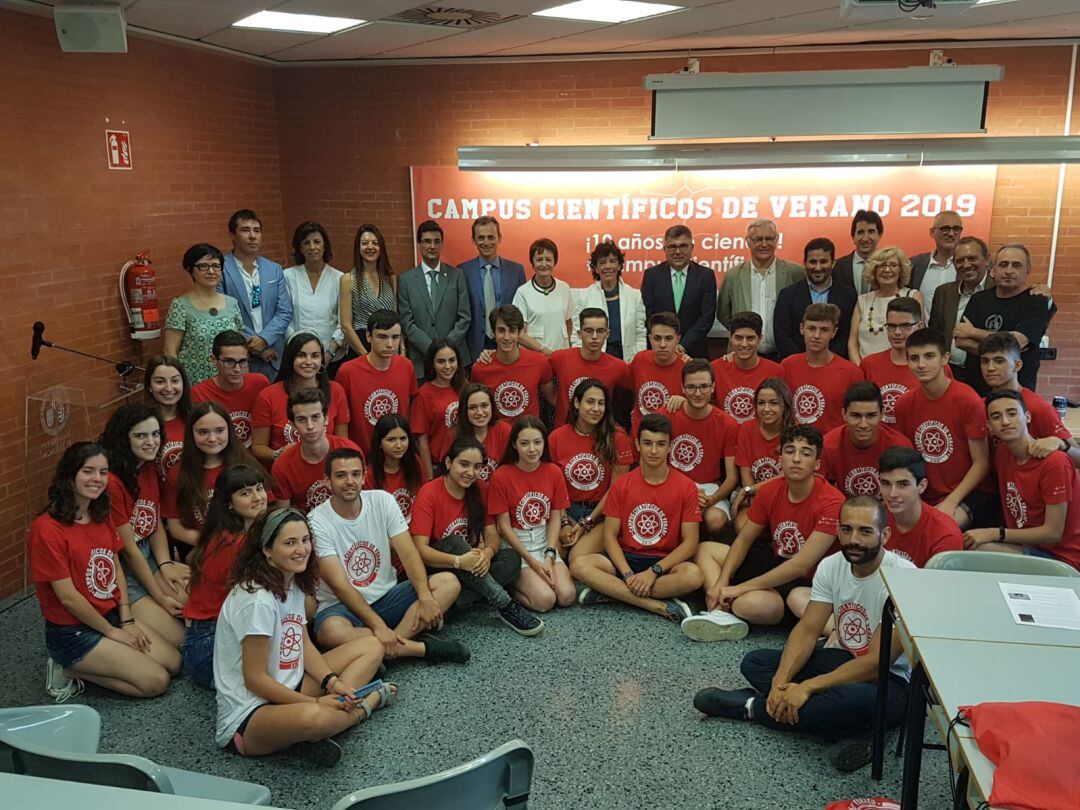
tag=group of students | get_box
[26,230,1080,771]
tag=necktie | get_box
[428,269,440,304]
[672,269,685,310]
[483,264,496,338]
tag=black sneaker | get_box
[498,601,544,636]
[577,587,611,605]
[419,633,471,663]
[292,738,343,767]
[827,737,873,773]
[693,687,757,720]
[662,598,692,622]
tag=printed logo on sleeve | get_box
[837,600,872,655]
[343,541,381,588]
[515,491,552,529]
[627,503,668,546]
[278,612,304,670]
[669,434,704,473]
[723,387,756,423]
[793,385,825,424]
[494,381,529,417]
[567,452,604,492]
[364,389,399,425]
[914,420,954,464]
[85,548,117,599]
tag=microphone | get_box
[31,321,45,360]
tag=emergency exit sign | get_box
[106,130,132,170]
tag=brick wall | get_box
[2,5,1078,597]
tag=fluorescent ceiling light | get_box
[974,0,1020,5]
[533,1,682,24]
[232,10,363,34]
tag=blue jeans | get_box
[181,619,217,689]
[740,647,908,740]
[312,581,418,636]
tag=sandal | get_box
[358,681,398,721]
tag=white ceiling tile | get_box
[378,15,605,57]
[201,26,324,55]
[270,20,460,59]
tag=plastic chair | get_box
[926,550,1080,578]
[0,704,271,805]
[332,740,534,810]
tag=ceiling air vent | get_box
[386,6,517,29]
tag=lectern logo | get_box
[40,396,70,437]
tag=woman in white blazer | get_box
[572,242,647,364]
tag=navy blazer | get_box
[640,260,717,358]
[773,280,857,360]
[219,253,293,375]
[460,256,526,358]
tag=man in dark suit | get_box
[459,216,526,361]
[833,210,884,296]
[397,220,472,379]
[928,236,994,385]
[641,225,717,358]
[773,237,857,360]
[908,210,964,317]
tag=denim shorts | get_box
[45,609,120,670]
[121,541,158,605]
[181,619,217,690]
[312,581,418,636]
[567,501,597,523]
[1021,545,1057,560]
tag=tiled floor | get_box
[1,594,951,809]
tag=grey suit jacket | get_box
[716,258,805,329]
[397,263,473,372]
[909,252,933,294]
[928,274,996,344]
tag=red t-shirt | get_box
[476,421,512,483]
[735,420,782,483]
[860,351,920,426]
[886,505,963,568]
[251,381,351,451]
[819,424,913,497]
[712,357,784,424]
[894,380,988,504]
[630,351,686,440]
[780,353,864,435]
[470,349,553,420]
[667,407,738,486]
[549,424,634,503]
[29,514,124,625]
[410,478,493,547]
[411,383,461,464]
[989,388,1073,456]
[488,462,569,529]
[191,374,270,448]
[604,467,701,557]
[747,475,844,560]
[996,446,1080,570]
[272,435,360,513]
[364,465,430,521]
[156,416,185,483]
[162,462,221,529]
[107,464,161,547]
[548,349,632,427]
[182,530,244,621]
[336,355,417,451]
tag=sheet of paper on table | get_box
[999,582,1080,631]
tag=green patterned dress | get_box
[165,294,244,384]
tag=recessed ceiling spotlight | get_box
[232,10,364,34]
[533,1,682,24]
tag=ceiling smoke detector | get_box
[387,6,516,29]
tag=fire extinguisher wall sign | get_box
[106,130,132,171]
[120,252,161,340]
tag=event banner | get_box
[409,165,996,289]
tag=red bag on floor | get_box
[959,701,1080,810]
[825,800,899,810]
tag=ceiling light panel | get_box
[533,1,682,24]
[232,10,363,33]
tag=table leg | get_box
[953,766,970,810]
[901,662,929,809]
[871,596,894,780]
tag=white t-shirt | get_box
[213,580,307,747]
[512,279,574,352]
[309,491,409,613]
[810,549,914,682]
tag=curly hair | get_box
[230,509,318,601]
[45,442,111,525]
[99,404,162,497]
[865,246,913,290]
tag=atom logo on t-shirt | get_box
[844,466,880,496]
[879,383,907,424]
[344,541,381,588]
[669,434,703,472]
[627,503,668,546]
[751,457,781,483]
[724,387,756,423]
[774,520,805,558]
[566,376,589,406]
[278,612,304,671]
[305,478,332,511]
[157,442,182,478]
[85,548,117,599]
[837,600,871,655]
[793,385,825,424]
[479,460,497,482]
[1005,481,1028,527]
[637,381,669,414]
[494,381,529,417]
[393,488,416,519]
[283,422,299,445]
[914,420,954,463]
[231,411,252,445]
[131,498,158,540]
[444,517,469,538]
[567,452,604,491]
[364,388,399,425]
[515,491,551,529]
[444,401,459,430]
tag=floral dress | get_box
[165,294,244,384]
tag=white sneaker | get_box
[681,609,749,642]
[45,657,84,703]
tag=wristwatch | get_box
[544,548,558,560]
[650,562,664,576]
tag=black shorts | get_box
[961,488,1002,529]
[731,541,811,600]
[623,551,663,574]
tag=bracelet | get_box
[118,602,130,607]
[320,671,339,692]
[620,571,632,581]
[999,527,1006,543]
[120,619,135,626]
[158,560,175,567]
[560,517,574,528]
[581,516,595,532]
[453,555,461,570]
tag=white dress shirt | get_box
[918,254,956,320]
[239,259,263,333]
[283,264,345,359]
[750,259,779,354]
[949,275,990,366]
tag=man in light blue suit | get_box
[218,208,293,379]
[459,216,526,361]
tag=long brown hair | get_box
[352,224,393,281]
[177,401,255,527]
[188,464,268,591]
[755,377,795,431]
[456,382,499,440]
[569,378,617,467]
[144,355,192,422]
[229,508,318,601]
[500,416,550,466]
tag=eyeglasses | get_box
[877,261,902,270]
[684,384,714,393]
[194,262,222,273]
[935,225,964,234]
[218,357,249,369]
[885,322,918,333]
[665,243,692,251]
[748,236,778,245]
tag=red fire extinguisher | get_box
[120,251,161,340]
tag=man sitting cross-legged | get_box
[682,425,844,642]
[571,413,703,622]
[694,495,914,774]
